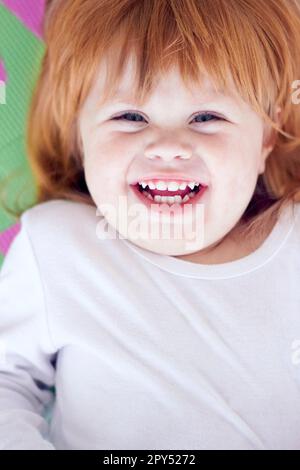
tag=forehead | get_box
[92,51,239,107]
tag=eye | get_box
[112,112,146,122]
[112,111,223,124]
[191,112,222,124]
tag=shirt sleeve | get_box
[0,216,57,450]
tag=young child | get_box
[1,0,300,450]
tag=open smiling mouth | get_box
[130,181,208,207]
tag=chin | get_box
[125,236,207,256]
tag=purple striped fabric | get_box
[2,0,46,39]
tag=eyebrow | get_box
[95,93,241,124]
[102,91,235,107]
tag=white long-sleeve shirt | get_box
[0,198,300,450]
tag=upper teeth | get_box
[139,181,200,191]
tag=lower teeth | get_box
[142,190,197,205]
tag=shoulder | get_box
[21,199,97,229]
[19,199,104,255]
[17,199,131,287]
[20,198,105,240]
[19,198,118,262]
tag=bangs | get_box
[44,0,300,140]
[86,0,291,134]
[19,0,300,226]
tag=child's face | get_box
[78,54,278,256]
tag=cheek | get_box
[98,131,138,156]
[207,136,261,209]
[84,154,129,205]
[85,133,141,195]
[211,130,262,174]
[87,134,137,178]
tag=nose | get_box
[144,136,193,162]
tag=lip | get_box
[130,174,209,186]
[130,182,208,212]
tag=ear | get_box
[258,106,282,174]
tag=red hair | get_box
[2,0,300,238]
